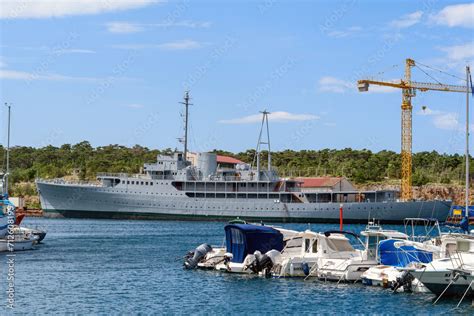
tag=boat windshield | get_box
[285,237,302,249]
[328,239,354,252]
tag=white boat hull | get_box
[0,239,36,252]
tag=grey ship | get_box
[36,93,451,223]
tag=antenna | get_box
[179,91,192,162]
[253,110,272,181]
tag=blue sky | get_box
[0,0,473,154]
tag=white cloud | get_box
[157,40,203,50]
[433,112,460,130]
[150,20,212,28]
[416,107,442,116]
[53,48,95,54]
[417,107,474,132]
[106,22,144,34]
[219,111,320,124]
[105,20,211,33]
[431,3,474,28]
[318,76,353,93]
[327,26,362,38]
[112,40,205,51]
[318,76,398,94]
[0,0,159,19]
[0,69,100,82]
[440,42,474,62]
[390,11,423,28]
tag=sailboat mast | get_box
[466,66,471,219]
[5,103,11,197]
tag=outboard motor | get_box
[248,250,275,277]
[184,244,212,269]
[391,271,414,293]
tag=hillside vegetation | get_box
[1,142,471,202]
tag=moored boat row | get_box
[183,219,474,303]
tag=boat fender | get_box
[302,262,310,276]
[223,252,233,264]
[184,243,212,269]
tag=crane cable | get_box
[374,64,399,79]
[414,64,443,85]
[415,60,466,82]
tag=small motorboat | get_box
[410,234,474,299]
[272,229,378,281]
[184,223,287,275]
[0,238,37,252]
[0,231,38,252]
[0,197,38,252]
[11,213,47,243]
[14,226,47,243]
[360,219,469,293]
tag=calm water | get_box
[0,218,472,315]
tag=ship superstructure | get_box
[36,92,451,223]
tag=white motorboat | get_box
[0,231,38,252]
[271,229,378,281]
[360,219,442,292]
[0,199,38,252]
[185,223,291,275]
[13,225,47,243]
[410,234,474,298]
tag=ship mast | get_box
[179,91,192,162]
[254,110,272,181]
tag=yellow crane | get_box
[358,58,470,201]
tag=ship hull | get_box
[37,181,452,224]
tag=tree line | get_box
[0,141,471,196]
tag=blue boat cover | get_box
[379,239,433,267]
[224,224,284,263]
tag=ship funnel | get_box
[197,152,217,179]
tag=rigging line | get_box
[414,64,443,85]
[374,64,399,78]
[415,60,466,82]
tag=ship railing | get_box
[96,173,150,180]
[36,178,102,186]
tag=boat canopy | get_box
[379,239,433,267]
[224,224,284,263]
